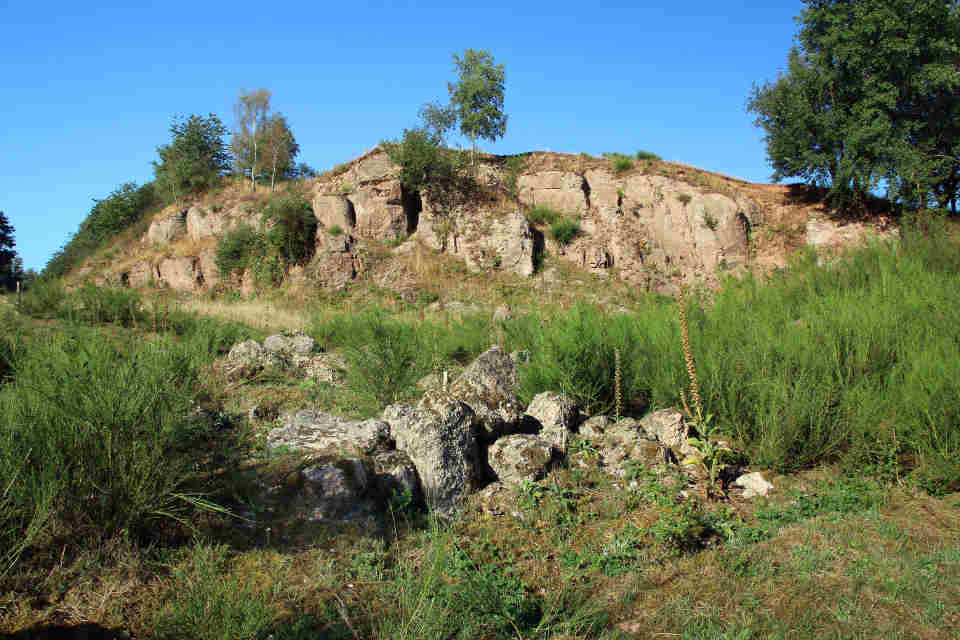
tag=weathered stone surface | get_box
[598,418,666,477]
[448,346,523,441]
[306,251,357,290]
[123,261,156,288]
[382,390,480,515]
[488,434,558,484]
[349,183,407,240]
[463,211,536,276]
[186,206,229,241]
[733,471,773,498]
[226,339,282,372]
[518,171,588,214]
[264,331,316,357]
[197,249,219,287]
[313,195,356,231]
[294,352,346,384]
[157,257,202,290]
[354,152,393,181]
[579,415,613,441]
[371,449,422,506]
[639,408,689,451]
[523,391,578,453]
[268,410,393,456]
[147,211,187,244]
[289,458,372,522]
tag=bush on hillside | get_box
[214,224,263,279]
[551,218,581,245]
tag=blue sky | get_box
[1,1,802,271]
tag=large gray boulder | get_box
[382,390,481,515]
[639,408,690,452]
[448,346,523,442]
[268,410,393,456]
[264,331,316,358]
[487,434,558,484]
[523,391,578,453]
[596,418,666,477]
[224,339,283,379]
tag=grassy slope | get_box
[2,228,959,638]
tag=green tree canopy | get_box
[748,0,960,214]
[0,211,19,290]
[232,89,272,192]
[261,113,300,192]
[447,49,507,163]
[153,114,230,204]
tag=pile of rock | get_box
[249,344,773,526]
[222,331,345,383]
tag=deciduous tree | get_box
[447,49,507,165]
[748,0,960,214]
[153,114,229,204]
[232,89,272,192]
[261,114,300,191]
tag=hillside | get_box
[64,149,892,305]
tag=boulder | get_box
[448,346,523,441]
[733,471,774,498]
[639,408,690,452]
[597,418,666,477]
[264,331,316,358]
[261,457,373,523]
[487,434,558,484]
[295,352,347,384]
[523,391,578,453]
[268,410,393,456]
[225,339,282,378]
[371,449,423,506]
[579,415,613,441]
[382,390,481,515]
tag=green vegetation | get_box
[635,150,661,161]
[382,127,462,195]
[503,153,528,199]
[603,152,634,173]
[45,181,158,279]
[153,114,229,204]
[448,48,508,164]
[327,224,344,236]
[550,217,581,246]
[0,211,23,291]
[748,0,960,214]
[213,194,316,285]
[524,205,561,225]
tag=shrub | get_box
[0,329,248,571]
[551,218,581,245]
[604,152,634,173]
[261,194,317,267]
[636,150,661,161]
[703,210,719,230]
[503,153,529,199]
[677,193,692,205]
[214,223,262,278]
[67,283,143,327]
[339,183,354,195]
[327,224,344,236]
[382,127,460,193]
[16,278,67,319]
[526,206,561,225]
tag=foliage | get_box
[231,88,272,192]
[525,205,561,225]
[45,182,157,278]
[215,223,263,279]
[327,224,344,236]
[153,114,229,204]
[382,126,460,194]
[260,194,317,269]
[550,217,581,245]
[0,328,249,572]
[447,48,507,163]
[604,152,634,173]
[0,212,17,290]
[261,113,300,192]
[636,150,661,161]
[502,153,528,199]
[748,0,960,214]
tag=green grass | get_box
[603,152,635,173]
[525,205,562,225]
[550,218,581,245]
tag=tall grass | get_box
[0,318,256,573]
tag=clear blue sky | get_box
[1,0,802,271]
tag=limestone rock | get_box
[518,171,588,214]
[264,331,316,358]
[598,418,666,477]
[371,449,423,506]
[487,434,558,484]
[733,471,773,498]
[448,346,523,441]
[523,391,578,453]
[147,211,187,245]
[462,211,536,276]
[313,195,356,231]
[186,206,229,241]
[639,408,689,451]
[579,415,613,441]
[157,257,202,291]
[268,410,393,456]
[225,339,282,378]
[295,352,346,384]
[382,390,480,515]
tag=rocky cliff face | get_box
[101,148,891,296]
